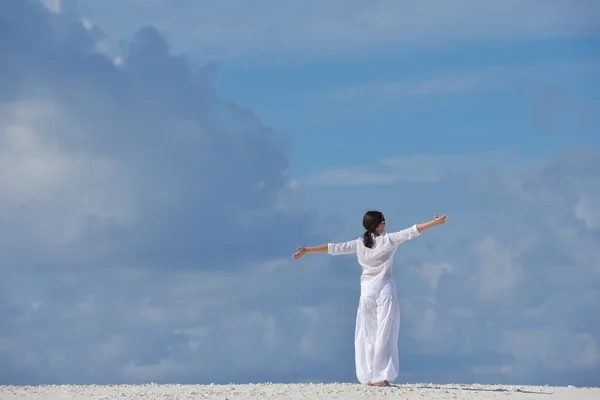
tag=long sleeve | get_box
[388,224,421,245]
[327,239,359,255]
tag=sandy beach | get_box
[1,383,599,400]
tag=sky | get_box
[1,0,599,388]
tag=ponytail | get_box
[362,210,385,248]
[363,230,374,248]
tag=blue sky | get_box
[1,0,599,387]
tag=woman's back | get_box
[327,224,422,294]
[356,233,403,293]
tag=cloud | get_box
[307,150,530,187]
[1,0,312,270]
[1,0,357,385]
[330,61,600,102]
[334,74,483,100]
[61,0,600,63]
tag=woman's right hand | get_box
[293,247,307,259]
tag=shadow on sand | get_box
[389,384,554,395]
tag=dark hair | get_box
[362,210,385,248]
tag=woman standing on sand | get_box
[293,211,447,387]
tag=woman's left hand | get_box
[434,214,448,225]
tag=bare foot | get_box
[367,380,390,387]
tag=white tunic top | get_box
[327,224,421,295]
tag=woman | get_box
[293,211,447,387]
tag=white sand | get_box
[1,383,599,400]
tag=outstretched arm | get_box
[389,214,447,245]
[293,244,328,259]
[293,239,358,260]
[416,214,447,233]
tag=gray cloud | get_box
[1,0,311,271]
[1,0,348,385]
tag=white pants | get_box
[354,281,400,384]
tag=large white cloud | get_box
[1,0,312,266]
